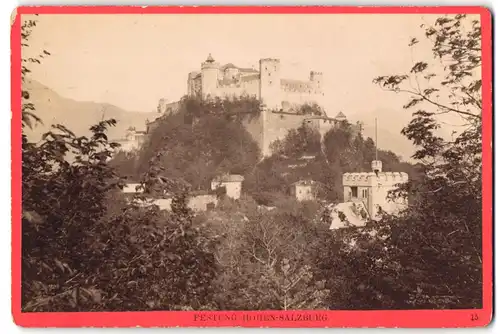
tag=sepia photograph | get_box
[13,6,492,328]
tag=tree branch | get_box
[397,88,481,119]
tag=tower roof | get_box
[205,53,215,63]
[335,111,347,119]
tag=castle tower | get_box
[259,58,281,157]
[201,53,219,98]
[309,71,323,90]
[187,71,199,96]
[341,119,409,220]
[259,58,281,110]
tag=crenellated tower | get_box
[309,71,323,90]
[341,119,409,219]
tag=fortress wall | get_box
[262,112,311,156]
[282,90,324,107]
[215,86,246,98]
[240,79,260,97]
[158,101,180,115]
[304,118,336,137]
[215,80,259,99]
[318,119,336,137]
[243,112,334,157]
[241,112,264,155]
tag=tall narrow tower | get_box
[371,118,382,175]
[259,58,281,157]
[309,71,323,91]
[259,58,281,110]
[201,53,219,98]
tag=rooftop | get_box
[291,179,317,186]
[329,200,369,230]
[212,174,245,183]
[343,171,408,177]
[220,63,258,73]
[205,53,215,63]
[335,111,347,119]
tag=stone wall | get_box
[242,111,337,157]
[262,111,311,156]
[241,112,264,156]
[151,194,218,212]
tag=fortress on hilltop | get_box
[184,54,348,156]
[119,54,354,156]
[187,54,325,107]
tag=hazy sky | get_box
[23,13,477,132]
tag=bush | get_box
[22,119,219,311]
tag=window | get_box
[362,189,368,198]
[351,186,358,198]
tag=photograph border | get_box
[11,5,493,328]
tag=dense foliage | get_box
[198,196,330,310]
[113,95,262,188]
[21,20,218,312]
[246,121,416,203]
[317,14,484,310]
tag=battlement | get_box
[343,172,373,182]
[310,71,323,76]
[281,79,315,93]
[343,172,409,185]
[202,61,219,69]
[259,58,280,63]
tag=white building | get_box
[343,160,408,219]
[122,183,143,194]
[329,160,408,230]
[290,180,317,202]
[210,174,244,200]
[115,127,147,152]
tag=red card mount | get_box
[11,6,493,328]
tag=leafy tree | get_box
[21,18,218,312]
[374,13,483,308]
[132,97,261,190]
[22,120,125,310]
[319,14,483,310]
[249,119,414,202]
[21,16,50,129]
[108,150,140,180]
[211,210,329,310]
[270,123,321,158]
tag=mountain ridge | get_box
[22,79,158,143]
